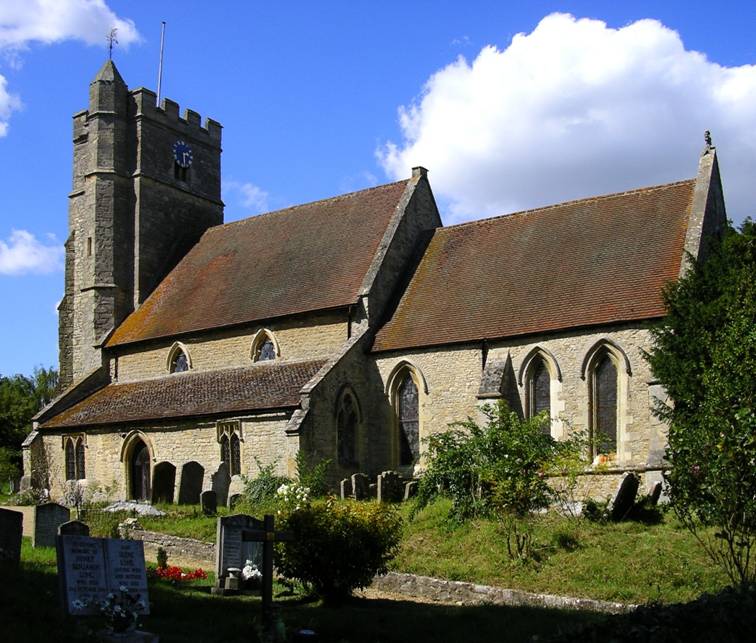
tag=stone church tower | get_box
[58,61,223,388]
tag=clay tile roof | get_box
[107,180,410,347]
[373,180,695,352]
[39,360,325,428]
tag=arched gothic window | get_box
[337,390,359,467]
[170,348,189,373]
[65,439,76,481]
[217,420,242,476]
[64,436,85,480]
[527,356,551,428]
[230,434,241,476]
[75,438,86,480]
[397,374,420,466]
[252,330,278,362]
[592,351,618,456]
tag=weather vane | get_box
[107,27,118,60]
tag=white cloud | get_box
[0,229,64,275]
[223,180,270,215]
[0,0,140,51]
[378,13,756,223]
[0,73,20,136]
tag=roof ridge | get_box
[213,178,410,231]
[444,178,697,232]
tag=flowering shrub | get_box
[276,498,402,603]
[149,565,207,584]
[276,482,310,515]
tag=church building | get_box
[23,61,727,503]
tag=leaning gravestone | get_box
[610,472,640,521]
[201,490,217,516]
[339,478,352,500]
[58,520,90,537]
[212,461,231,507]
[648,481,663,506]
[377,470,403,503]
[228,493,243,509]
[34,502,70,548]
[56,535,150,617]
[0,507,23,568]
[351,473,369,500]
[214,514,264,593]
[403,480,418,501]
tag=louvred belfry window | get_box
[398,374,420,466]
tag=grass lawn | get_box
[90,497,728,605]
[1,539,602,643]
[393,499,728,604]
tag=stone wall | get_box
[37,410,291,501]
[114,310,347,382]
[373,323,663,482]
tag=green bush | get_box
[647,220,756,585]
[414,401,586,521]
[295,451,331,498]
[241,459,291,507]
[276,498,402,603]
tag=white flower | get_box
[119,585,128,592]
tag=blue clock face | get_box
[173,140,193,168]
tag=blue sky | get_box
[1,1,755,377]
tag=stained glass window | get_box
[398,374,419,466]
[65,439,76,481]
[256,338,276,361]
[75,439,86,480]
[337,392,358,466]
[230,434,241,476]
[594,353,617,455]
[171,349,189,373]
[528,357,551,431]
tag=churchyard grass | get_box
[2,537,601,643]
[393,498,728,604]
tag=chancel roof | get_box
[107,180,410,347]
[373,180,695,352]
[39,360,325,428]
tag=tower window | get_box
[174,162,189,182]
[86,237,92,257]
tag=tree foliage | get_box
[414,401,587,522]
[647,220,756,585]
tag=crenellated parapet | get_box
[129,87,222,142]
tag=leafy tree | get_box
[647,220,755,585]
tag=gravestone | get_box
[212,461,231,507]
[19,476,32,493]
[0,507,23,568]
[610,472,639,521]
[228,493,243,509]
[377,470,403,503]
[648,481,662,506]
[214,514,264,592]
[151,461,176,504]
[368,483,377,498]
[201,490,217,516]
[403,480,418,501]
[56,535,149,617]
[339,478,352,500]
[178,461,204,504]
[34,503,70,548]
[351,473,369,500]
[58,520,90,537]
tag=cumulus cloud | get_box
[0,230,64,275]
[378,13,756,223]
[223,180,270,216]
[0,0,139,52]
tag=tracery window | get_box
[397,374,420,466]
[591,351,618,456]
[64,436,85,480]
[217,421,242,476]
[337,389,359,467]
[526,356,551,429]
